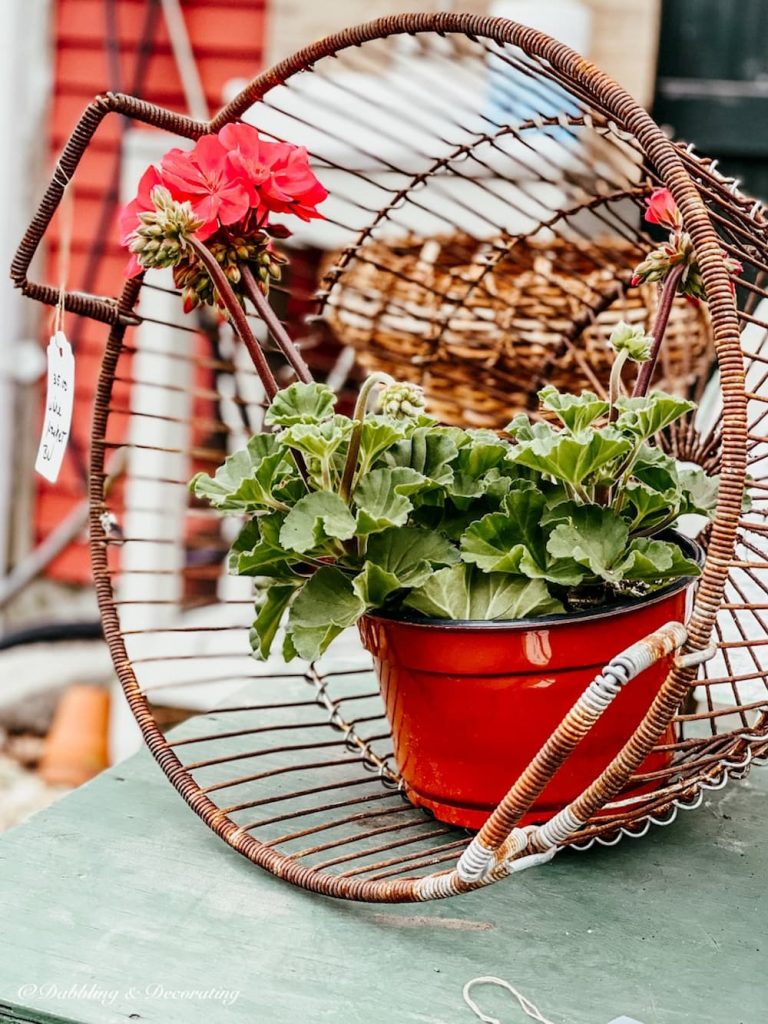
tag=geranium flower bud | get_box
[608,321,652,363]
[632,232,743,300]
[127,186,203,272]
[377,382,426,420]
[644,187,683,231]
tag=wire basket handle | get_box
[10,93,207,326]
[452,621,705,887]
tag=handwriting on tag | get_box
[35,331,75,483]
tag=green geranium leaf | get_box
[460,487,547,573]
[504,414,556,443]
[352,563,403,607]
[482,466,518,503]
[616,392,695,440]
[547,505,630,583]
[230,517,262,557]
[286,623,345,662]
[622,537,701,584]
[353,467,426,535]
[679,467,719,517]
[230,515,296,578]
[290,566,363,628]
[460,512,528,573]
[404,564,563,620]
[249,584,297,659]
[538,385,609,433]
[281,416,352,462]
[191,439,294,513]
[539,493,577,525]
[365,526,459,588]
[457,432,509,475]
[449,433,510,502]
[632,444,680,493]
[518,548,586,586]
[382,427,458,487]
[265,382,336,426]
[623,481,681,533]
[358,416,408,472]
[282,628,299,662]
[510,428,631,492]
[460,488,585,585]
[279,491,357,553]
[286,566,364,659]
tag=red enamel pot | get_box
[358,537,701,830]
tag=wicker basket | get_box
[322,235,713,427]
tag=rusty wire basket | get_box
[11,13,768,902]
[322,234,713,426]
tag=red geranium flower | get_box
[220,122,327,222]
[644,187,682,231]
[120,124,329,296]
[160,135,252,235]
[258,141,328,221]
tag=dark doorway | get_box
[654,0,768,201]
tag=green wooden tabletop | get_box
[0,700,765,1024]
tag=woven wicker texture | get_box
[11,13,768,901]
[323,235,712,427]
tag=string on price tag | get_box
[35,167,75,484]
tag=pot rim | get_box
[362,531,703,632]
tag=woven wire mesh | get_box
[14,16,768,898]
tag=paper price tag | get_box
[35,331,75,483]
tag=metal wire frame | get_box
[11,13,768,901]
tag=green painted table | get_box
[0,709,765,1024]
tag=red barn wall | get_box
[39,0,266,581]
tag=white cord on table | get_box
[463,976,559,1024]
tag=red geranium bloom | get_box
[161,135,252,235]
[220,122,327,222]
[258,141,328,221]
[644,187,682,231]
[218,122,274,221]
[120,164,167,277]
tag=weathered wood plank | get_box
[0,690,765,1024]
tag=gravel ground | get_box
[0,735,70,833]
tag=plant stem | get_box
[339,372,394,502]
[320,456,332,492]
[240,265,314,385]
[611,442,644,515]
[633,511,679,538]
[186,236,279,400]
[608,349,629,423]
[632,264,684,398]
[185,239,318,489]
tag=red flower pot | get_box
[359,545,700,830]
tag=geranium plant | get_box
[121,168,721,662]
[190,339,714,660]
